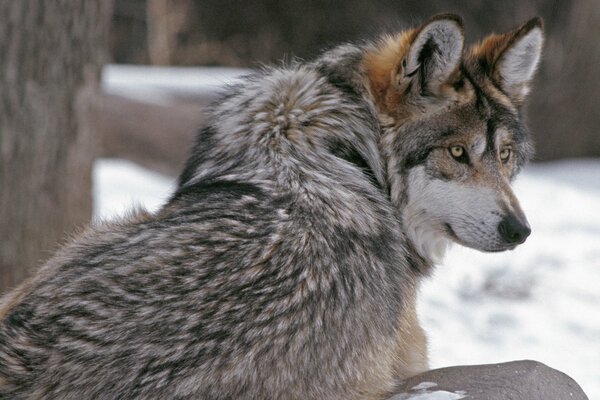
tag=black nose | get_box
[498,214,531,245]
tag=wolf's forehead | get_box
[471,135,487,156]
[459,73,525,145]
[441,100,519,154]
[467,127,510,159]
[494,128,513,146]
[475,115,518,152]
[463,61,517,112]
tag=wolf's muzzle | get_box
[498,214,531,245]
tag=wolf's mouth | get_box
[443,223,458,240]
[488,244,518,252]
[443,222,519,252]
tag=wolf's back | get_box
[0,60,410,399]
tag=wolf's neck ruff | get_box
[402,191,452,266]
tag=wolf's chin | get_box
[403,213,451,265]
[441,221,520,253]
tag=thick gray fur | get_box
[0,45,417,400]
[0,19,538,399]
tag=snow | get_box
[411,382,439,391]
[102,64,247,105]
[93,158,600,399]
[391,391,466,400]
[390,382,466,400]
[418,159,600,399]
[93,158,175,220]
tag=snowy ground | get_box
[94,157,600,398]
[102,64,246,104]
[418,160,600,398]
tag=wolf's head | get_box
[364,15,544,263]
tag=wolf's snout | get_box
[498,214,531,245]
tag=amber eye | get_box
[499,148,512,163]
[448,145,469,164]
[450,146,464,158]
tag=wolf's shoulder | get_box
[209,63,372,130]
[178,57,384,192]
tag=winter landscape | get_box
[94,157,600,398]
[4,3,598,398]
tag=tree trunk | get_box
[528,0,600,159]
[0,1,113,294]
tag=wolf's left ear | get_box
[472,18,544,102]
[404,14,465,96]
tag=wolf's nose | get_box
[498,214,531,245]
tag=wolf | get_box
[0,14,543,399]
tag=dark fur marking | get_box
[317,60,383,192]
[170,179,265,204]
[439,128,457,138]
[444,223,457,239]
[403,147,432,170]
[4,305,33,330]
[486,118,498,152]
[177,126,218,187]
[418,38,440,96]
[328,139,381,191]
[452,76,465,91]
[461,65,529,158]
[485,101,525,154]
[317,57,363,102]
[461,65,488,113]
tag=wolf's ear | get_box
[471,18,544,102]
[403,14,464,96]
[364,14,464,116]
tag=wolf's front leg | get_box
[392,296,429,380]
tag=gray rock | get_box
[389,360,588,400]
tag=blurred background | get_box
[1,0,598,397]
[110,0,600,159]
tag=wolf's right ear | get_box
[470,18,544,103]
[402,14,465,96]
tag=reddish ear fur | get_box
[470,17,544,101]
[363,30,416,116]
[363,14,464,118]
